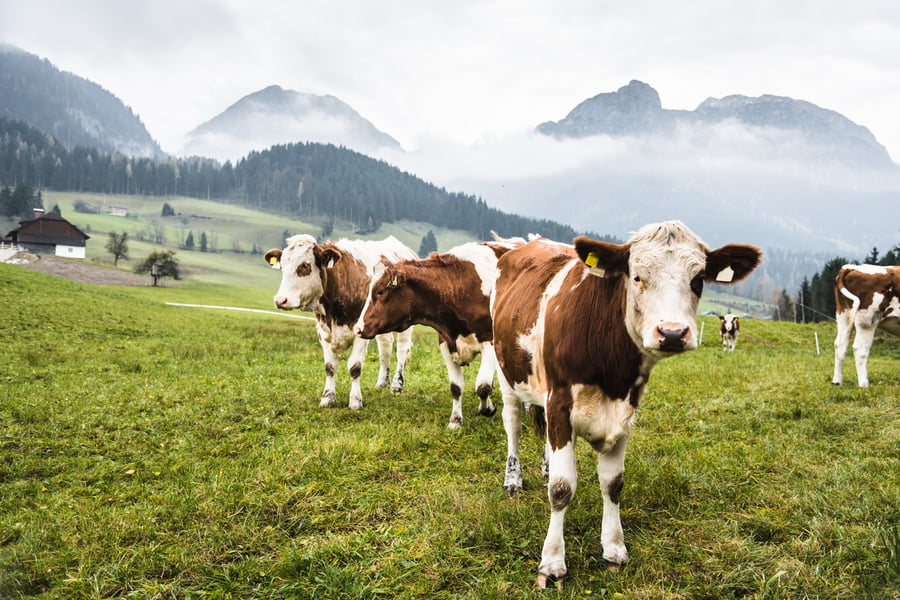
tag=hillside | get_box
[0,45,162,158]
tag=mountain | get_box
[0,44,163,158]
[444,80,900,263]
[181,85,402,161]
[537,80,893,169]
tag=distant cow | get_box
[491,221,760,588]
[264,235,416,410]
[355,239,522,428]
[719,314,740,351]
[831,264,900,388]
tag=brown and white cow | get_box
[831,264,900,388]
[719,314,740,351]
[490,221,760,588]
[354,240,521,428]
[264,234,416,410]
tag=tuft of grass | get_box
[1,265,898,599]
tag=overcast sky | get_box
[3,0,900,167]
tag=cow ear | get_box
[705,244,762,284]
[574,236,630,278]
[390,270,407,288]
[264,249,282,270]
[719,315,725,321]
[315,246,342,269]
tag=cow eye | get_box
[296,262,311,277]
[632,275,643,288]
[691,276,704,297]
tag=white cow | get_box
[264,234,415,409]
[832,264,900,387]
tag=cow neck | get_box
[317,253,368,328]
[407,259,491,351]
[543,270,647,403]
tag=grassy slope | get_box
[1,264,896,599]
[38,191,767,315]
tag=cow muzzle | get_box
[655,322,692,352]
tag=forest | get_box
[0,117,598,243]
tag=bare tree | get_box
[105,231,129,267]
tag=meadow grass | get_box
[1,263,897,599]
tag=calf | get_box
[355,240,520,428]
[491,221,760,588]
[719,314,740,351]
[264,234,416,409]
[831,264,900,387]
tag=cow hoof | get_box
[478,403,497,418]
[536,573,566,589]
[447,421,462,430]
[320,392,336,407]
[391,383,403,394]
[831,381,842,386]
[375,379,389,389]
[503,484,522,495]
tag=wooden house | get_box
[5,210,90,258]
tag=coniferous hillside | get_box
[0,45,162,158]
[0,117,599,242]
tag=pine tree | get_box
[184,231,195,250]
[419,230,437,257]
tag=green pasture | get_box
[40,191,476,289]
[1,263,896,599]
[37,191,769,315]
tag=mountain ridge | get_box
[181,85,401,161]
[0,44,163,158]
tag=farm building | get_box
[109,204,129,217]
[4,209,90,258]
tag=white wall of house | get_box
[56,244,86,259]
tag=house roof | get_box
[6,214,90,246]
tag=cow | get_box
[490,221,761,588]
[719,314,740,351]
[354,239,521,428]
[264,234,416,410]
[831,264,900,388]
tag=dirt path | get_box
[9,254,160,286]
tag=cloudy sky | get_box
[3,0,900,167]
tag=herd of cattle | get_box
[263,221,897,588]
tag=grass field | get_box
[1,263,897,599]
[37,191,478,290]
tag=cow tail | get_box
[530,404,547,439]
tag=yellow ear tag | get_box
[268,256,278,266]
[716,266,735,283]
[585,252,605,277]
[390,276,398,287]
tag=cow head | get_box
[720,314,739,333]
[575,221,760,358]
[355,261,410,338]
[264,234,341,311]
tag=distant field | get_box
[40,191,478,290]
[36,191,772,314]
[1,264,896,599]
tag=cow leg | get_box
[373,333,393,389]
[391,327,413,393]
[832,310,853,385]
[474,343,497,417]
[596,434,629,568]
[538,434,577,588]
[320,341,339,407]
[498,374,523,494]
[347,336,370,410]
[439,342,465,429]
[851,323,876,388]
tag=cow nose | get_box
[274,296,289,309]
[656,323,691,352]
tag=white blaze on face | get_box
[624,224,708,356]
[273,234,323,311]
